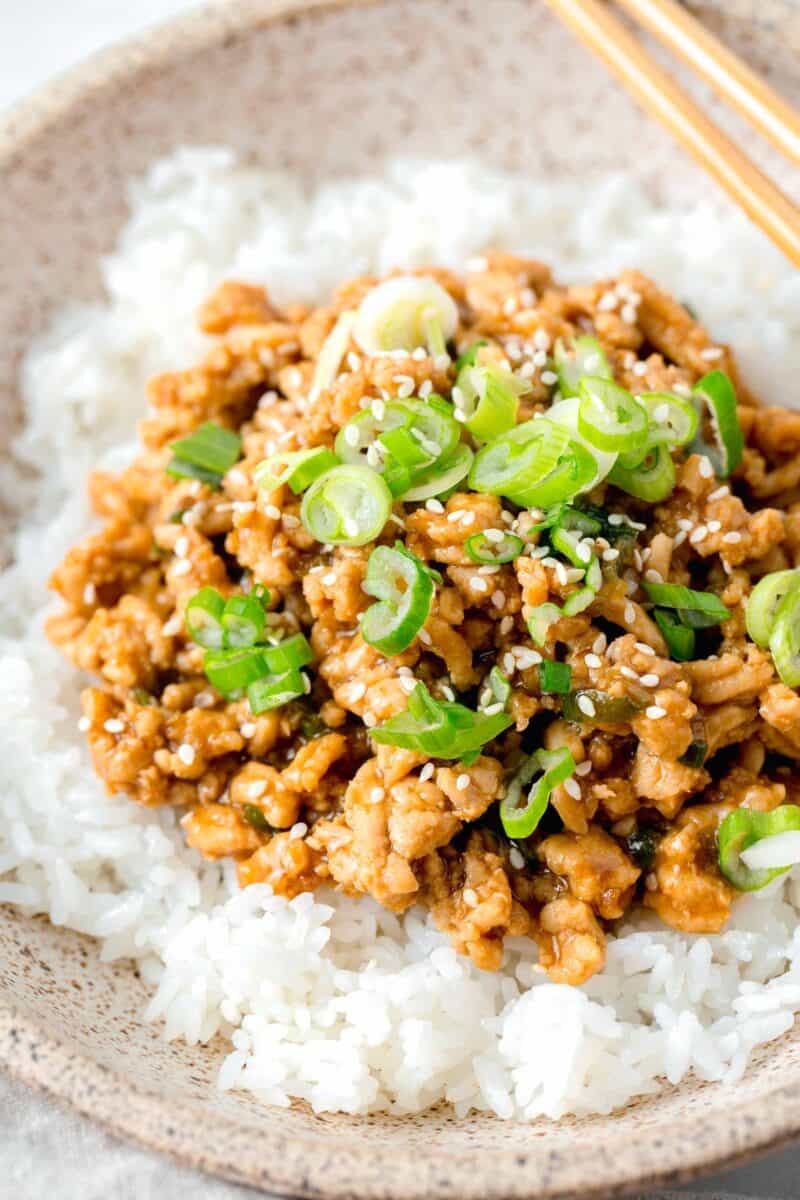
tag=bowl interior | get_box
[2,1,800,1196]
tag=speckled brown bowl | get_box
[2,1,800,1196]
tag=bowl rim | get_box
[2,0,800,1195]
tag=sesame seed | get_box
[624,603,636,624]
[575,761,592,777]
[689,526,708,545]
[456,773,470,791]
[708,485,730,502]
[500,616,514,635]
[177,743,196,765]
[290,822,308,840]
[698,456,714,479]
[640,673,660,687]
[362,712,377,728]
[348,682,367,703]
[577,694,596,718]
[677,517,693,532]
[540,370,558,386]
[371,399,386,420]
[174,535,189,558]
[283,514,300,529]
[478,564,500,575]
[634,642,656,656]
[602,547,620,562]
[706,520,722,533]
[620,666,639,681]
[471,576,490,594]
[78,716,91,733]
[632,361,648,377]
[399,676,416,693]
[564,778,581,800]
[502,652,516,674]
[420,763,435,782]
[491,591,506,609]
[621,303,638,324]
[607,513,624,526]
[240,723,256,738]
[722,530,742,544]
[701,346,724,360]
[592,634,607,654]
[172,559,191,577]
[461,512,476,527]
[370,786,385,804]
[532,328,551,351]
[103,718,124,734]
[418,628,432,646]
[265,504,281,520]
[585,653,602,669]
[483,701,504,716]
[673,530,687,547]
[248,780,267,799]
[463,887,479,907]
[509,848,525,870]
[447,509,466,523]
[645,705,667,720]
[644,569,663,584]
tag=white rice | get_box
[2,146,800,1120]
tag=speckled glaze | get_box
[1,1,800,1196]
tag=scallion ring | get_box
[301,465,392,546]
[185,587,226,649]
[745,569,800,648]
[499,747,576,839]
[254,447,339,496]
[642,581,730,628]
[455,362,530,443]
[688,369,743,477]
[552,335,612,398]
[221,594,267,649]
[247,669,307,714]
[402,442,474,501]
[465,531,524,565]
[369,681,513,758]
[353,276,458,355]
[608,443,675,502]
[360,544,435,655]
[577,377,648,453]
[718,805,800,891]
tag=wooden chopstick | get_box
[543,0,800,269]
[613,0,800,166]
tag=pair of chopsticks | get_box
[544,0,800,268]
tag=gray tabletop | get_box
[3,4,799,1197]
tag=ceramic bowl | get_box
[2,1,800,1195]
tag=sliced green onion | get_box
[353,276,458,355]
[769,589,800,687]
[484,666,512,709]
[642,582,730,628]
[168,422,242,487]
[552,505,603,537]
[465,531,524,564]
[185,587,226,649]
[469,418,597,508]
[377,426,433,497]
[221,594,267,649]
[547,397,617,489]
[551,526,593,569]
[262,633,314,674]
[455,362,530,442]
[204,646,269,696]
[718,805,800,891]
[653,608,696,662]
[247,669,307,713]
[539,660,572,694]
[689,370,743,477]
[165,459,225,489]
[301,465,392,546]
[360,544,435,655]
[562,586,596,616]
[254,447,339,496]
[402,442,474,502]
[577,377,648,452]
[369,681,512,758]
[640,392,699,449]
[561,689,640,724]
[552,335,612,398]
[499,747,576,839]
[528,602,562,647]
[745,570,800,648]
[454,340,488,373]
[335,397,459,494]
[309,310,357,400]
[422,311,448,359]
[608,443,675,502]
[242,804,274,831]
[679,737,708,768]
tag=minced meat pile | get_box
[46,255,800,986]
